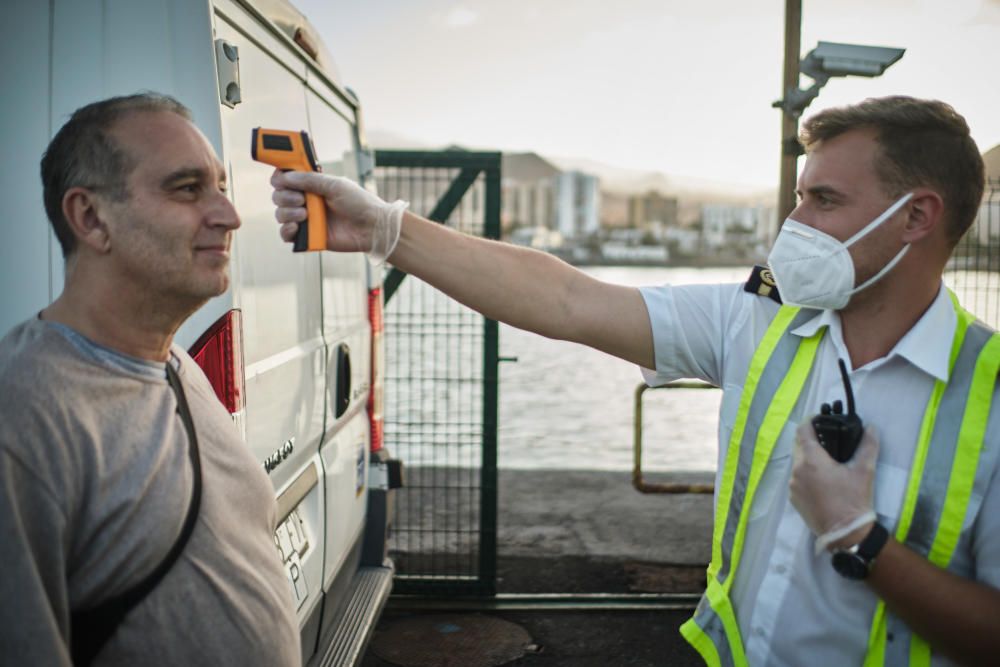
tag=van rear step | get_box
[317,565,394,667]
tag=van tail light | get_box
[189,309,245,414]
[367,287,385,452]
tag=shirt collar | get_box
[789,283,955,382]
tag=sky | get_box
[293,0,1000,191]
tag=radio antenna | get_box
[837,358,856,416]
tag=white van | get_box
[1,1,399,664]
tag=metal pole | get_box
[479,158,502,597]
[778,0,802,222]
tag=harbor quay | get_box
[363,468,714,666]
[496,468,713,568]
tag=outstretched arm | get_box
[271,171,655,368]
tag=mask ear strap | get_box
[844,192,914,247]
[851,244,911,294]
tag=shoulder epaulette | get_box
[743,264,782,304]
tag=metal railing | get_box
[633,381,717,495]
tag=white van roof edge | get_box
[232,0,359,108]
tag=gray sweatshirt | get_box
[0,319,299,666]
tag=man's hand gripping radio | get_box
[811,358,864,463]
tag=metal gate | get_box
[374,150,501,596]
[947,177,1000,328]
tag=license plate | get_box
[274,508,310,609]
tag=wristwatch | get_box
[831,522,889,580]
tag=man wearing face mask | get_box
[269,96,999,665]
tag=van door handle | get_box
[334,344,351,418]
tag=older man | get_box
[0,93,299,666]
[271,96,1000,665]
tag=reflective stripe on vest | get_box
[866,297,1000,667]
[681,305,822,666]
[681,295,1000,667]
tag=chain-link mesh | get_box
[946,179,1000,327]
[376,152,500,595]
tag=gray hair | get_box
[40,92,192,257]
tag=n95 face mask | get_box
[767,192,914,310]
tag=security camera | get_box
[775,40,905,116]
[801,41,905,82]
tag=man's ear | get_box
[62,187,112,253]
[902,189,945,244]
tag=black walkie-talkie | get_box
[811,359,864,463]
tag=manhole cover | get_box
[371,613,532,667]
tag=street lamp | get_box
[774,40,906,220]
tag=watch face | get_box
[832,552,868,580]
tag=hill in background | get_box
[366,128,777,221]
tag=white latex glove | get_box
[271,170,408,264]
[789,421,880,554]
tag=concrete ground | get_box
[497,469,713,565]
[362,469,715,666]
[364,608,704,667]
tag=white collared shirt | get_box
[639,281,1000,667]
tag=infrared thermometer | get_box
[251,128,326,252]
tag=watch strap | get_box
[832,521,889,580]
[855,521,889,562]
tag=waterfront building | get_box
[501,153,600,243]
[628,190,679,229]
[701,203,776,257]
[556,170,601,240]
[973,145,1000,246]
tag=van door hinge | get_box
[215,39,242,108]
[386,459,404,489]
[358,147,376,181]
[368,459,404,490]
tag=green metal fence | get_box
[947,178,1000,327]
[375,150,501,596]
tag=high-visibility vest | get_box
[680,294,1000,667]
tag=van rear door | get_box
[305,79,373,589]
[212,8,329,659]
